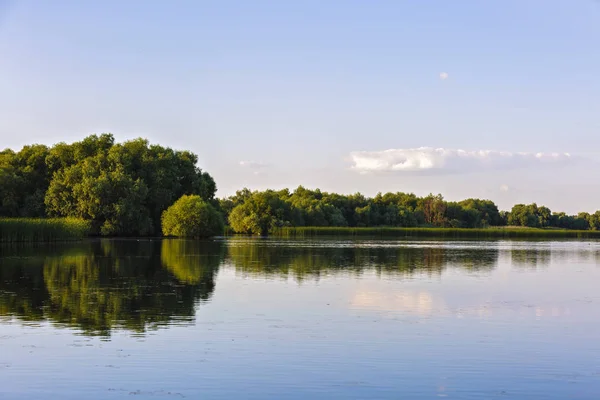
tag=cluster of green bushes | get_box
[0,218,90,242]
[220,187,600,235]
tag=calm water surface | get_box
[1,238,599,399]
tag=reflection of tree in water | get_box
[226,241,362,281]
[0,254,49,321]
[226,240,498,281]
[1,239,501,334]
[510,249,552,269]
[0,240,223,336]
[161,239,224,290]
[444,248,499,272]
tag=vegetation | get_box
[221,187,600,236]
[272,226,600,239]
[1,134,216,236]
[162,195,224,238]
[3,136,600,239]
[0,218,90,242]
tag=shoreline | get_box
[269,227,600,239]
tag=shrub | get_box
[161,195,223,238]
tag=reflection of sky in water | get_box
[1,238,600,399]
[351,290,437,315]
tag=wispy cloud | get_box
[439,72,449,80]
[239,160,268,175]
[349,147,573,174]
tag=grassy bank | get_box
[0,218,91,243]
[271,226,600,239]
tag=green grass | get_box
[0,218,91,243]
[271,226,600,239]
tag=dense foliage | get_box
[0,134,216,236]
[221,187,600,235]
[162,195,224,238]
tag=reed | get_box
[272,226,600,239]
[0,218,91,243]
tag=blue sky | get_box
[0,0,599,212]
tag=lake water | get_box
[1,238,599,399]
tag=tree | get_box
[586,211,600,230]
[45,155,153,235]
[537,206,552,228]
[161,195,224,238]
[354,205,373,227]
[38,134,216,236]
[228,190,293,235]
[421,194,447,227]
[459,199,501,226]
[0,145,50,217]
[397,206,418,227]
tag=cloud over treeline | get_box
[349,147,573,174]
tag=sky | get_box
[0,0,599,213]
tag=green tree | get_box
[509,204,538,227]
[38,134,216,236]
[458,198,501,226]
[228,190,293,235]
[587,211,600,230]
[45,155,153,236]
[421,194,447,227]
[161,195,224,238]
[0,145,50,217]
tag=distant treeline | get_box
[220,188,600,235]
[3,135,600,238]
[0,134,216,236]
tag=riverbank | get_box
[270,226,600,239]
[0,218,91,243]
[4,219,600,243]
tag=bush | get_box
[161,195,223,238]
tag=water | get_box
[1,237,599,399]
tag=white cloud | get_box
[239,160,268,175]
[500,184,510,192]
[439,72,449,80]
[349,147,573,174]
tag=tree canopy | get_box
[162,195,224,238]
[221,186,600,235]
[1,134,216,236]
